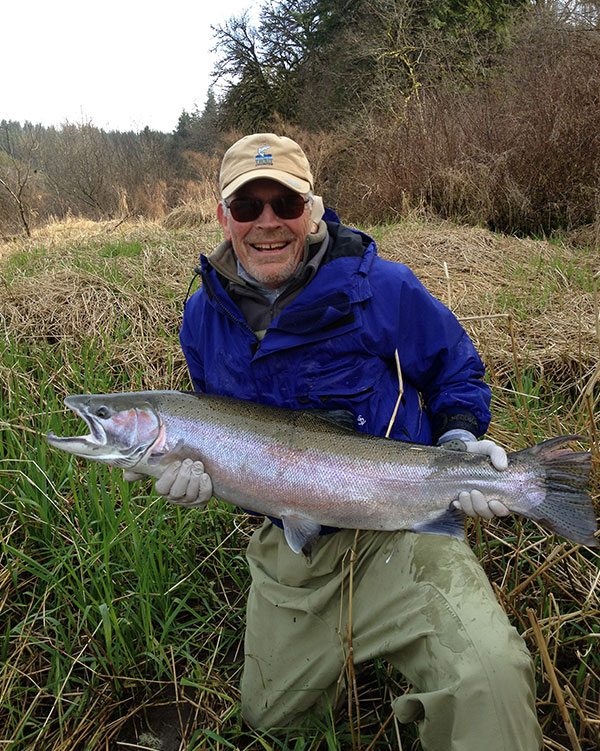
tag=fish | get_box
[47,390,598,553]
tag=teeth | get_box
[253,242,288,250]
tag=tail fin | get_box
[512,436,598,547]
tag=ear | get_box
[217,201,231,240]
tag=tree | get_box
[195,89,221,153]
[211,0,530,130]
[531,0,600,26]
[0,121,43,236]
[211,11,277,130]
[173,90,221,154]
[40,123,123,218]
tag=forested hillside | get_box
[1,1,598,236]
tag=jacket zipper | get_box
[203,270,258,340]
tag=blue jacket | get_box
[180,221,491,446]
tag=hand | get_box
[452,490,511,519]
[123,469,146,482]
[123,459,213,507]
[438,429,510,519]
[437,429,508,470]
[463,439,508,471]
[155,459,213,507]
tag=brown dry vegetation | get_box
[314,17,600,235]
[0,215,599,750]
[379,221,600,382]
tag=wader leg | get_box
[240,522,346,730]
[350,532,543,751]
[241,523,542,751]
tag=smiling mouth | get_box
[250,241,291,251]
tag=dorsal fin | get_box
[306,409,356,432]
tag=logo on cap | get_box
[255,145,273,167]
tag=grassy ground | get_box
[0,215,598,750]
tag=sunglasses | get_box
[224,194,309,222]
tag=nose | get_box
[256,200,281,227]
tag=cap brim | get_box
[222,169,312,199]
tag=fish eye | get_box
[95,406,111,419]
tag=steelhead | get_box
[47,390,598,552]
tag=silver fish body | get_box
[47,390,598,552]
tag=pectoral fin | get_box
[146,438,195,466]
[281,514,322,554]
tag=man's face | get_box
[217,178,312,289]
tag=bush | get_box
[318,18,600,235]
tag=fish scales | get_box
[159,397,459,526]
[47,389,598,553]
[158,396,528,527]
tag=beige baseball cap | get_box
[220,133,314,199]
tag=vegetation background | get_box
[1,1,599,239]
[0,1,599,750]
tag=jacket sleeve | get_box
[383,262,492,441]
[179,294,206,393]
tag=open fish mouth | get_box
[47,399,109,455]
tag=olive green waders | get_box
[241,522,542,751]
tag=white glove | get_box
[438,429,508,470]
[453,489,511,519]
[438,429,510,519]
[123,459,213,507]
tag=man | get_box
[127,134,542,749]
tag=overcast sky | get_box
[4,0,260,134]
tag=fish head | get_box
[47,392,164,469]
